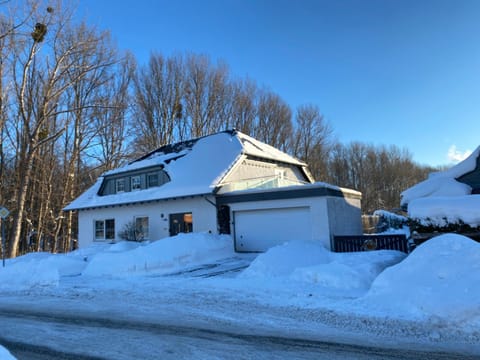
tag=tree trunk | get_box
[9,150,34,257]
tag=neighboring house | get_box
[401,146,480,228]
[64,130,362,252]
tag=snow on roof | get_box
[65,130,307,211]
[65,132,243,210]
[235,131,306,166]
[217,181,361,198]
[104,150,190,176]
[401,146,480,206]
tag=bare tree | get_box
[51,22,127,253]
[325,141,434,213]
[92,53,134,171]
[132,53,184,153]
[4,2,123,256]
[228,78,258,134]
[254,89,293,151]
[183,54,230,138]
[291,104,333,180]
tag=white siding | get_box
[77,196,217,248]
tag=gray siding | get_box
[224,158,308,183]
[458,156,480,191]
[99,167,170,196]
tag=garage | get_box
[216,183,363,253]
[233,207,311,252]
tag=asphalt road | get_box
[0,308,477,360]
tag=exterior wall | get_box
[219,157,308,193]
[226,197,332,249]
[77,196,217,248]
[326,196,363,245]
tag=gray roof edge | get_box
[216,183,361,205]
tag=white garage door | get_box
[234,207,311,252]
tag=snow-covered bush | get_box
[408,217,480,235]
[373,210,408,232]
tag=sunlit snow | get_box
[0,345,15,360]
[401,146,480,227]
[1,231,479,357]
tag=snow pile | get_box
[0,345,16,360]
[0,234,232,287]
[361,234,480,322]
[241,241,405,294]
[83,233,233,277]
[0,252,86,290]
[241,241,331,278]
[2,231,480,341]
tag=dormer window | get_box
[98,167,170,196]
[131,176,141,191]
[148,173,159,188]
[116,178,125,193]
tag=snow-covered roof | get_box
[401,146,480,227]
[65,130,308,211]
[401,146,480,206]
[235,131,305,166]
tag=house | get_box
[401,146,480,228]
[64,130,362,252]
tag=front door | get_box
[169,212,193,236]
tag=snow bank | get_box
[83,233,233,277]
[241,241,405,294]
[362,234,480,321]
[241,241,332,278]
[0,345,16,360]
[408,195,480,227]
[0,253,86,290]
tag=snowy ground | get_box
[1,232,479,359]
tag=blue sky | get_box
[78,0,480,167]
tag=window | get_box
[116,178,125,193]
[147,173,159,188]
[131,175,141,191]
[95,219,115,241]
[135,217,149,240]
[169,212,193,236]
[105,219,115,240]
[95,220,105,239]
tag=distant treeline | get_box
[0,1,434,256]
